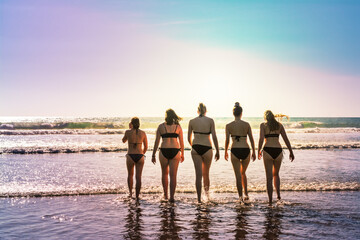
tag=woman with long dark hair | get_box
[224,102,256,201]
[258,110,295,204]
[122,117,148,200]
[152,109,184,202]
[188,103,220,203]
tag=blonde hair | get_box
[198,103,207,117]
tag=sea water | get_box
[0,117,359,239]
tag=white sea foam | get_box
[1,181,358,198]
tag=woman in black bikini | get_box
[225,102,256,201]
[258,110,295,204]
[188,103,220,203]
[122,117,148,200]
[152,109,184,202]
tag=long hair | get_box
[131,117,140,134]
[264,110,280,132]
[165,109,182,125]
[233,102,243,117]
[198,103,207,117]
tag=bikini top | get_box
[193,130,211,135]
[161,124,179,138]
[264,133,280,138]
[231,135,247,142]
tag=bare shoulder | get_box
[260,122,265,128]
[124,129,130,135]
[226,121,235,130]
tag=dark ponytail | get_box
[131,117,140,134]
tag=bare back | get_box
[262,123,283,148]
[189,116,213,147]
[158,123,181,148]
[227,120,250,148]
[125,129,146,154]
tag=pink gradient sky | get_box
[1,0,359,117]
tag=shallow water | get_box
[1,150,359,197]
[0,192,359,239]
[0,117,359,239]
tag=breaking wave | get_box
[1,143,360,154]
[1,181,358,198]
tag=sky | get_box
[1,0,359,117]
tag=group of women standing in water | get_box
[122,103,295,204]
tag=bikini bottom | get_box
[192,144,212,156]
[127,154,144,163]
[231,148,250,160]
[263,147,283,159]
[160,148,180,160]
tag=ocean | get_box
[0,117,359,239]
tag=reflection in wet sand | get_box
[263,206,283,240]
[159,203,182,240]
[192,205,212,239]
[124,202,143,239]
[234,206,250,239]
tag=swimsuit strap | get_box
[194,131,211,135]
[164,123,177,133]
[264,132,279,138]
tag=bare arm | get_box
[211,119,220,161]
[122,130,128,143]
[247,124,256,161]
[178,125,185,163]
[142,132,148,154]
[258,123,265,160]
[152,126,161,164]
[280,124,295,161]
[187,120,193,146]
[224,124,230,161]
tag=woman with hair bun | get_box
[122,117,148,200]
[188,103,220,203]
[225,102,256,202]
[258,110,295,204]
[152,109,184,202]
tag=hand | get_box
[251,151,256,161]
[151,156,156,164]
[224,151,228,161]
[258,151,262,160]
[215,151,220,161]
[180,153,185,163]
[289,152,295,162]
